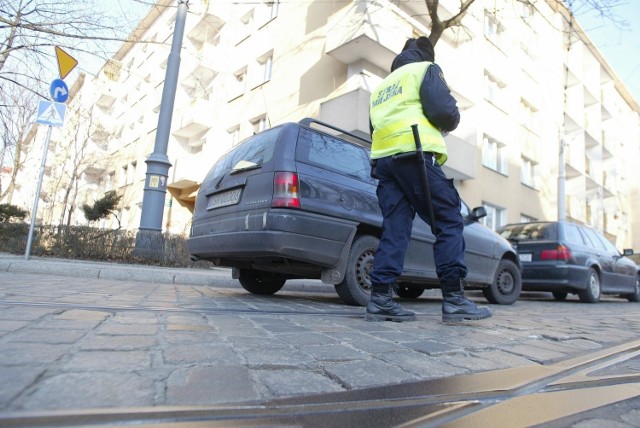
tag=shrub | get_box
[0,223,212,268]
[0,204,28,223]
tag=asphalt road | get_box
[1,253,640,427]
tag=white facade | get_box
[19,0,640,249]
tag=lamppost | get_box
[134,0,189,260]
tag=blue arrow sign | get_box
[49,78,69,103]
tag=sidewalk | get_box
[0,252,334,293]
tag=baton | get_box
[411,124,439,236]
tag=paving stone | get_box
[78,335,157,351]
[322,359,416,389]
[166,365,261,405]
[302,344,367,362]
[6,328,86,344]
[254,368,345,397]
[97,323,159,335]
[0,342,71,365]
[0,367,45,408]
[163,343,237,364]
[61,350,152,371]
[375,351,465,379]
[17,372,155,410]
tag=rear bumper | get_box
[521,263,588,291]
[187,209,357,268]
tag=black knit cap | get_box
[391,36,435,72]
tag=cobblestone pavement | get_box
[1,254,640,426]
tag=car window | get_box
[594,231,621,255]
[564,223,585,246]
[580,227,607,252]
[296,128,372,182]
[205,126,282,179]
[499,223,557,240]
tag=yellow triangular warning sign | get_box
[55,46,78,80]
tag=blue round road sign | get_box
[50,79,69,103]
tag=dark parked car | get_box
[188,118,522,306]
[498,221,640,303]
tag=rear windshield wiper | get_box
[230,160,260,174]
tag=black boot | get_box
[366,284,416,322]
[441,279,492,322]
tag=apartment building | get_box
[22,0,640,249]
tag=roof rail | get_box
[298,117,371,145]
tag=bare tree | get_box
[420,0,627,46]
[0,0,153,98]
[0,86,38,204]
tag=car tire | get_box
[238,269,286,295]
[395,284,424,299]
[482,259,521,305]
[625,276,640,302]
[578,268,601,303]
[552,291,568,301]
[334,235,378,306]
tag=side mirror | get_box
[471,206,487,221]
[623,248,634,257]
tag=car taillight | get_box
[272,172,301,208]
[541,245,571,261]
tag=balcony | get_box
[441,134,477,181]
[172,99,215,139]
[187,12,224,47]
[319,88,371,138]
[96,90,117,109]
[167,179,200,213]
[325,2,414,70]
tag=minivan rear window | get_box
[296,128,371,181]
[499,223,557,241]
[204,126,282,180]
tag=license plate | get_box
[519,253,532,263]
[207,188,242,210]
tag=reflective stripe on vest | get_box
[370,62,447,165]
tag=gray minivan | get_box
[187,119,522,306]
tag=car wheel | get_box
[482,259,521,305]
[625,276,640,302]
[238,269,286,295]
[552,291,568,301]
[578,268,601,303]
[395,285,424,299]
[334,235,378,306]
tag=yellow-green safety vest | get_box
[370,62,448,165]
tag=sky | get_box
[577,1,640,103]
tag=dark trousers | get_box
[369,153,467,285]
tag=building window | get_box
[484,12,501,44]
[482,202,506,231]
[484,71,506,107]
[257,51,273,84]
[519,98,536,129]
[267,0,280,20]
[241,10,254,33]
[233,67,247,96]
[482,135,507,174]
[516,2,534,20]
[120,165,129,187]
[251,115,268,134]
[520,156,536,187]
[228,126,241,145]
[520,214,537,223]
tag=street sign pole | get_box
[25,126,53,260]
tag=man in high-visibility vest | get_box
[366,37,492,323]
